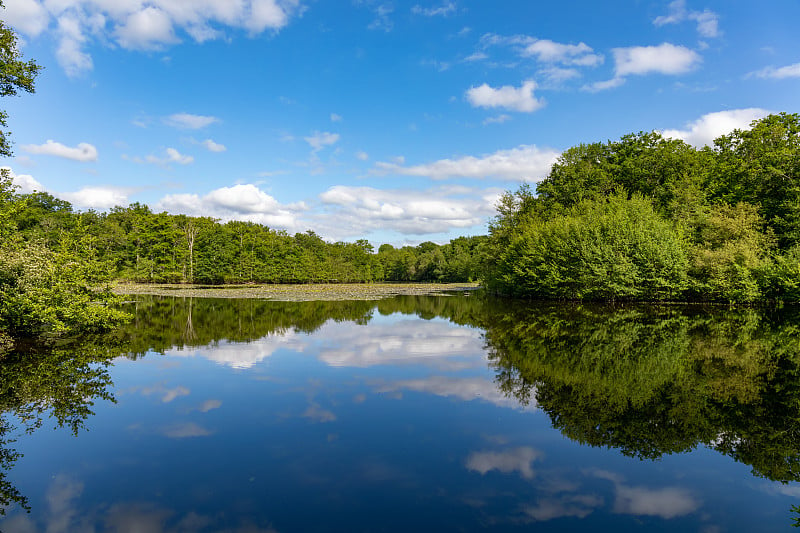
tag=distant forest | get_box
[8,197,486,284]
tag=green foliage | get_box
[762,246,800,301]
[485,113,800,302]
[489,192,688,300]
[0,176,129,350]
[0,240,129,340]
[709,112,800,247]
[687,203,774,301]
[536,132,708,219]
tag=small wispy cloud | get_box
[747,62,800,80]
[199,139,227,152]
[411,2,457,17]
[304,131,340,152]
[125,147,194,166]
[482,114,511,125]
[165,113,219,129]
[653,0,720,38]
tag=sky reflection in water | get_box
[1,295,799,532]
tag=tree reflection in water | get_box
[482,302,800,483]
[0,339,119,513]
[2,294,800,519]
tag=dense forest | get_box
[9,196,486,285]
[483,112,800,303]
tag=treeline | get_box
[484,113,800,302]
[12,197,486,284]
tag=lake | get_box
[1,293,799,532]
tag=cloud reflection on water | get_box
[314,319,485,370]
[165,332,309,369]
[375,376,534,410]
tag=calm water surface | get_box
[1,294,799,531]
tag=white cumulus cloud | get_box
[22,140,98,161]
[521,39,603,66]
[55,13,94,76]
[584,42,701,92]
[60,186,131,209]
[316,184,500,237]
[612,43,701,77]
[156,183,306,231]
[661,108,771,147]
[2,167,131,209]
[582,77,626,93]
[115,6,177,50]
[4,0,49,37]
[479,34,603,69]
[466,80,544,113]
[374,144,560,181]
[6,0,303,75]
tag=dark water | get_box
[1,294,800,532]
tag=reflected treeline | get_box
[113,297,379,356]
[480,302,800,483]
[112,294,490,356]
[0,339,120,514]
[4,294,800,515]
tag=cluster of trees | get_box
[10,197,486,285]
[485,113,800,302]
[0,173,130,351]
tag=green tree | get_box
[488,191,689,300]
[688,202,775,301]
[708,113,800,247]
[536,132,707,220]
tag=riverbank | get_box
[113,282,481,301]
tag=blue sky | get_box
[3,0,799,246]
